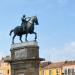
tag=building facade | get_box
[0,58,75,75]
[0,59,11,75]
[39,61,75,75]
[62,61,75,75]
[39,62,51,75]
[41,62,64,75]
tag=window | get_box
[49,69,52,75]
[68,69,71,75]
[7,70,9,74]
[56,69,60,75]
[72,69,74,75]
[64,69,67,75]
[42,70,45,75]
[64,68,75,75]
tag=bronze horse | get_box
[9,16,39,44]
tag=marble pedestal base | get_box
[9,41,44,75]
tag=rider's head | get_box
[23,15,26,18]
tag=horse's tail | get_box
[9,29,14,36]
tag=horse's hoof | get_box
[21,41,23,43]
[33,40,36,42]
[12,42,14,44]
[25,40,28,42]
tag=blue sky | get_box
[0,0,75,62]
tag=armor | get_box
[21,15,31,31]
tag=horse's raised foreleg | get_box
[19,35,23,43]
[33,32,37,41]
[12,34,16,44]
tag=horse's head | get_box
[31,16,39,25]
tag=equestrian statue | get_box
[9,15,39,44]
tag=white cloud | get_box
[42,41,75,62]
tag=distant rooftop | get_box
[42,60,75,69]
[40,61,52,68]
[44,62,64,69]
[1,55,11,61]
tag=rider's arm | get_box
[26,17,31,19]
[27,17,31,21]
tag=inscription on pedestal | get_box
[15,49,27,59]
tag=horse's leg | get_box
[25,34,28,41]
[12,34,16,44]
[19,35,23,43]
[33,32,37,41]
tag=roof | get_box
[64,61,75,66]
[44,62,64,69]
[43,61,75,69]
[40,61,51,68]
[0,60,4,63]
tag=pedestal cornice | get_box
[10,41,38,50]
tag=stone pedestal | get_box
[9,41,44,75]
